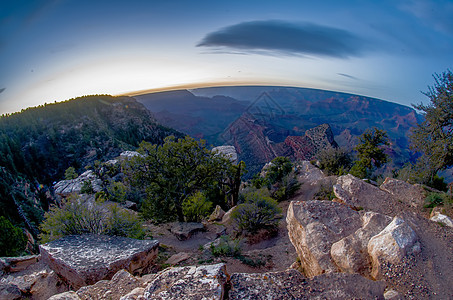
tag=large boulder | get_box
[331,212,392,275]
[229,270,386,299]
[286,200,362,277]
[39,235,159,289]
[53,170,102,196]
[143,263,227,300]
[368,217,418,279]
[76,269,141,300]
[380,178,426,208]
[296,161,326,185]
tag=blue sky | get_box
[0,0,452,113]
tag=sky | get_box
[0,0,452,114]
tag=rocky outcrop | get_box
[368,217,419,279]
[380,178,426,208]
[331,212,392,275]
[212,146,238,164]
[53,170,102,196]
[143,263,227,299]
[229,270,386,299]
[39,235,159,289]
[296,161,326,185]
[170,222,205,241]
[286,200,362,276]
[0,255,39,273]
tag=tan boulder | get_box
[286,200,362,277]
[208,205,225,222]
[368,217,418,279]
[331,212,392,275]
[380,178,426,208]
[48,291,81,300]
[430,212,453,228]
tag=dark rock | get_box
[0,282,22,300]
[170,222,205,241]
[121,201,138,211]
[380,178,426,208]
[39,235,159,289]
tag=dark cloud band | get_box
[197,20,365,58]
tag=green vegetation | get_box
[410,70,453,186]
[210,235,242,257]
[350,128,389,179]
[182,192,213,222]
[313,183,336,201]
[423,192,451,209]
[0,95,179,237]
[39,194,145,243]
[64,167,78,180]
[231,190,282,236]
[123,136,245,222]
[317,147,352,176]
[252,156,301,201]
[0,216,27,257]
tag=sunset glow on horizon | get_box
[1,0,452,114]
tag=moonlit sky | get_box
[1,0,452,114]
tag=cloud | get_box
[337,73,359,80]
[0,88,5,94]
[197,20,366,58]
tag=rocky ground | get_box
[2,161,453,299]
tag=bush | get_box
[270,172,301,201]
[81,180,94,194]
[107,181,127,203]
[314,183,336,201]
[317,147,352,175]
[64,166,78,180]
[424,192,447,208]
[231,191,282,235]
[0,216,27,256]
[182,192,213,222]
[39,195,145,243]
[210,235,242,257]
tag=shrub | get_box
[182,192,213,222]
[210,235,242,257]
[39,194,145,243]
[0,216,27,256]
[317,147,352,175]
[107,181,127,203]
[64,166,78,180]
[231,191,282,235]
[270,172,301,201]
[81,180,94,194]
[313,183,336,201]
[424,192,446,208]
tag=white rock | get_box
[367,217,417,279]
[430,212,453,228]
[212,146,238,164]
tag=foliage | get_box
[251,157,301,201]
[350,128,389,178]
[64,167,78,180]
[39,194,144,243]
[182,192,213,222]
[411,70,453,182]
[231,191,282,235]
[317,147,352,175]
[313,183,336,201]
[0,216,27,256]
[210,235,242,257]
[424,192,448,209]
[81,180,94,194]
[124,136,239,222]
[107,181,127,203]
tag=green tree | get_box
[317,147,352,175]
[124,136,234,222]
[411,70,453,183]
[350,128,389,178]
[64,166,78,180]
[0,216,27,256]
